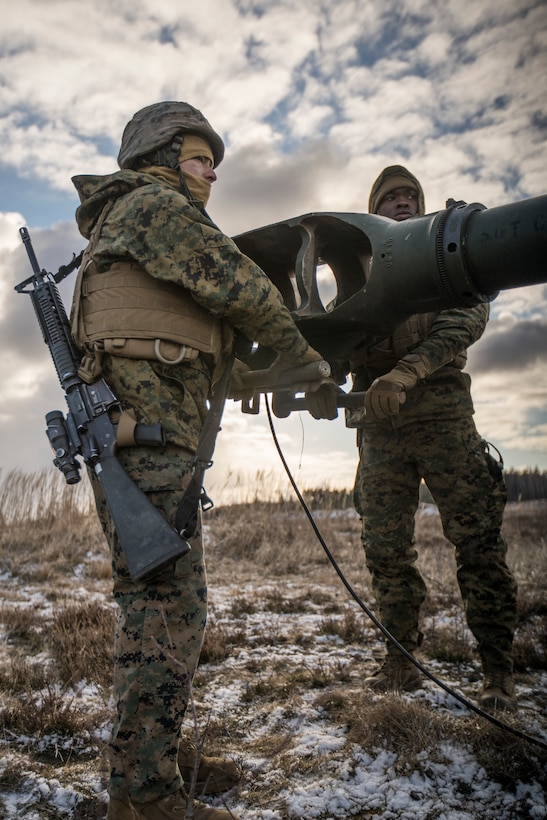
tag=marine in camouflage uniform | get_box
[348,165,518,710]
[71,102,335,820]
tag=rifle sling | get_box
[175,351,236,537]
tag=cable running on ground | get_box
[265,397,547,751]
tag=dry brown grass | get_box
[0,469,546,818]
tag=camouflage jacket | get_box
[71,170,310,360]
[347,303,490,428]
[70,170,313,463]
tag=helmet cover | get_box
[117,101,225,169]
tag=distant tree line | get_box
[419,470,547,504]
[302,467,547,510]
[264,470,547,513]
[503,469,547,502]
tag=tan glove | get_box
[273,346,340,420]
[228,347,327,398]
[298,347,340,420]
[305,380,340,420]
[268,345,325,377]
[229,346,339,418]
[365,353,430,420]
[227,359,254,401]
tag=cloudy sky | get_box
[0,0,546,503]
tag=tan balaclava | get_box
[178,134,215,206]
[368,165,426,216]
[140,134,215,206]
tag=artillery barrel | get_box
[360,196,547,318]
[233,195,547,370]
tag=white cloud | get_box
[0,212,25,252]
[0,0,546,479]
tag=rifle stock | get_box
[95,455,189,580]
[16,227,190,581]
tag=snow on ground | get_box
[1,536,546,818]
[195,584,547,819]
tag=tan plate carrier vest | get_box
[351,312,467,373]
[71,201,229,384]
[345,311,467,429]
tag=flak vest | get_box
[71,202,230,384]
[345,312,467,430]
[351,312,467,376]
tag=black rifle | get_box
[15,228,190,581]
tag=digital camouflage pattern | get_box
[88,354,209,803]
[72,170,310,362]
[353,418,517,671]
[117,100,225,169]
[72,167,314,803]
[90,459,206,803]
[347,303,490,429]
[350,304,518,677]
[102,354,211,477]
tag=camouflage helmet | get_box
[117,101,225,170]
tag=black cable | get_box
[265,397,547,751]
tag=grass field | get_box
[0,469,546,819]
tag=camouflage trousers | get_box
[353,416,517,673]
[90,355,211,802]
[91,471,207,803]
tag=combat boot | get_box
[479,668,517,711]
[178,738,241,794]
[131,789,239,819]
[106,797,135,820]
[364,653,422,692]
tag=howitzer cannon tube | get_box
[451,196,546,294]
[233,195,547,377]
[362,196,547,317]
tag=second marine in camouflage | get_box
[348,165,518,712]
